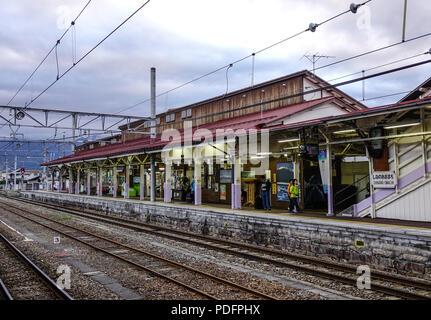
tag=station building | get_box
[41,71,431,223]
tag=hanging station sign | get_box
[372,171,397,189]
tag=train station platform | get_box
[15,190,431,276]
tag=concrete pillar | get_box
[164,162,172,203]
[421,108,428,177]
[231,155,242,210]
[124,164,130,199]
[69,168,73,194]
[87,169,91,196]
[140,164,145,200]
[76,167,80,195]
[51,169,55,192]
[113,166,117,198]
[98,167,103,196]
[59,170,63,193]
[366,147,375,218]
[150,155,156,202]
[326,144,334,216]
[194,161,201,205]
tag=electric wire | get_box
[1,0,151,134]
[115,0,372,115]
[327,52,429,82]
[363,90,412,101]
[3,62,426,156]
[130,59,431,132]
[22,0,151,111]
[120,30,431,117]
[315,32,431,72]
[6,0,92,106]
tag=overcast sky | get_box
[1,0,431,142]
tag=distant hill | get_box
[0,142,73,171]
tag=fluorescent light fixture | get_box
[250,155,265,159]
[278,138,299,143]
[256,152,272,156]
[384,122,420,130]
[333,129,356,134]
[283,146,299,150]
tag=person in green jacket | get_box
[290,179,300,213]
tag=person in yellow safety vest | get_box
[287,179,293,212]
[289,179,300,213]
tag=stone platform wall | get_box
[20,191,431,276]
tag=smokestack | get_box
[150,67,156,139]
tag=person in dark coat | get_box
[261,178,271,211]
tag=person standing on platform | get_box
[261,177,271,211]
[287,179,293,212]
[290,179,300,213]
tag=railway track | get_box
[0,279,13,300]
[0,230,73,300]
[2,194,431,300]
[0,198,277,300]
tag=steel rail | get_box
[0,279,13,300]
[12,195,431,293]
[0,231,73,300]
[5,195,431,300]
[0,200,276,300]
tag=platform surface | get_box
[20,190,431,236]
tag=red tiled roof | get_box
[261,96,431,132]
[40,97,345,166]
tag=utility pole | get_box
[5,159,8,190]
[402,0,408,42]
[14,155,17,190]
[251,53,255,87]
[72,113,77,153]
[43,143,47,190]
[62,133,65,157]
[150,67,156,202]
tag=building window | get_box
[181,109,192,119]
[166,113,175,122]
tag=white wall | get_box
[281,102,347,125]
[303,78,332,101]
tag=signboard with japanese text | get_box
[372,171,397,189]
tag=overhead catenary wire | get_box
[128,59,431,133]
[315,32,431,73]
[0,0,151,133]
[363,90,412,101]
[115,0,373,115]
[5,61,426,155]
[70,30,431,118]
[327,51,429,83]
[6,0,93,107]
[18,0,151,113]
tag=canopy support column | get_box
[98,167,103,196]
[76,167,80,195]
[87,169,91,196]
[326,143,334,217]
[164,162,172,203]
[113,166,117,198]
[150,155,156,202]
[140,164,145,201]
[69,167,73,194]
[124,164,130,199]
[194,161,201,205]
